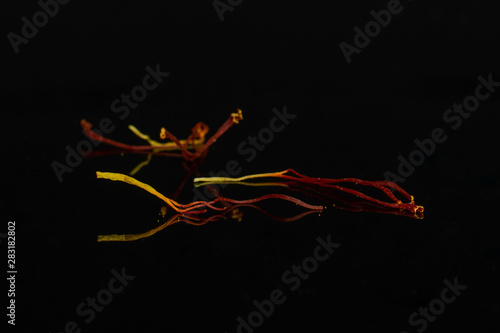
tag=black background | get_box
[2,0,499,332]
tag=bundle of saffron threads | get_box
[193,169,424,215]
[81,109,243,161]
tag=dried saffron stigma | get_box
[81,109,243,161]
[194,169,424,217]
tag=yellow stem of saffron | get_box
[96,171,181,212]
[128,125,206,150]
[193,171,286,187]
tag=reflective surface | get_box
[4,1,500,332]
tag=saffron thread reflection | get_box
[97,205,321,242]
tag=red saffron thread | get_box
[194,169,424,215]
[81,109,243,162]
